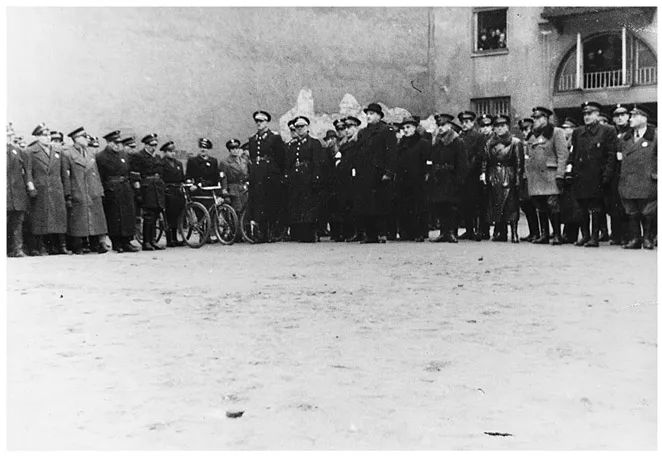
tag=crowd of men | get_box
[6,99,657,257]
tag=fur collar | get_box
[532,122,554,140]
[623,124,656,142]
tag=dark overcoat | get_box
[63,144,107,237]
[482,132,522,223]
[328,136,359,220]
[619,125,657,200]
[185,154,220,186]
[353,121,398,217]
[7,144,33,212]
[570,122,617,200]
[247,129,286,223]
[161,157,186,228]
[95,146,136,237]
[26,142,69,235]
[395,133,430,214]
[285,134,324,224]
[459,128,485,214]
[428,129,468,205]
[130,149,166,210]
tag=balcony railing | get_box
[557,66,657,92]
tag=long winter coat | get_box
[353,121,398,217]
[285,134,324,224]
[26,142,70,235]
[619,125,657,201]
[130,149,166,210]
[220,154,249,214]
[525,123,569,197]
[95,146,136,237]
[161,156,186,229]
[248,129,287,223]
[428,129,468,205]
[63,144,107,237]
[395,133,430,214]
[328,136,359,220]
[569,121,617,200]
[459,128,485,214]
[7,144,33,212]
[482,132,523,223]
[185,154,220,186]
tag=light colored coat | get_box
[27,142,70,235]
[525,123,569,196]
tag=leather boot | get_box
[56,234,72,255]
[575,211,591,246]
[623,215,642,249]
[585,212,601,247]
[609,214,622,245]
[643,216,655,250]
[123,237,140,252]
[598,212,610,242]
[521,205,539,242]
[142,221,155,251]
[533,213,550,244]
[9,216,26,257]
[71,237,84,255]
[550,213,562,245]
[510,221,519,243]
[619,216,630,246]
[492,222,507,242]
[150,221,164,250]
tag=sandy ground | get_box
[6,227,658,450]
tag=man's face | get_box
[165,149,176,159]
[199,148,209,156]
[109,140,122,152]
[479,124,493,135]
[629,113,647,129]
[613,113,629,127]
[439,122,452,133]
[255,118,269,132]
[145,143,157,154]
[403,124,416,137]
[532,115,547,130]
[366,111,380,124]
[495,124,508,136]
[583,110,599,125]
[461,119,475,131]
[336,124,347,138]
[37,130,51,146]
[346,124,358,136]
[74,135,88,146]
[295,125,309,136]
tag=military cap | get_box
[293,116,310,127]
[478,114,493,126]
[199,137,213,149]
[518,118,534,128]
[333,119,346,130]
[32,123,49,136]
[458,111,477,122]
[253,110,271,122]
[494,115,510,126]
[612,104,629,116]
[364,102,385,118]
[68,127,87,139]
[141,133,158,145]
[401,116,419,127]
[324,130,338,140]
[103,130,121,142]
[581,101,602,113]
[50,131,64,141]
[226,138,241,149]
[160,141,175,151]
[630,104,651,119]
[434,113,454,124]
[532,107,553,118]
[344,116,361,127]
[450,122,462,134]
[561,117,579,128]
[121,136,136,146]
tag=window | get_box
[475,8,508,52]
[471,97,511,117]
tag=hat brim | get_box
[364,108,384,118]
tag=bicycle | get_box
[134,209,168,248]
[177,182,212,248]
[239,203,288,244]
[194,185,239,245]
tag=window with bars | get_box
[470,97,511,117]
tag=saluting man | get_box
[95,130,139,253]
[247,110,287,242]
[130,133,166,251]
[63,127,109,254]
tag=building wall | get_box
[7,7,431,157]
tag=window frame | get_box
[470,96,512,118]
[472,7,509,56]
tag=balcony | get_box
[557,66,657,92]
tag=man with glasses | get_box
[130,133,166,251]
[26,123,71,255]
[95,130,139,253]
[63,127,109,254]
[569,101,618,247]
[247,110,286,242]
[524,107,569,245]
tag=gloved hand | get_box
[26,181,37,198]
[479,173,487,185]
[381,174,391,182]
[65,196,73,209]
[221,189,230,197]
[556,177,564,192]
[190,184,198,192]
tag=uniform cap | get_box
[103,130,122,142]
[293,116,310,127]
[68,127,87,139]
[581,101,602,113]
[160,141,175,151]
[253,111,271,122]
[630,104,651,119]
[532,107,553,118]
[561,117,579,128]
[457,111,477,121]
[226,139,241,149]
[494,115,510,126]
[434,113,454,125]
[141,133,158,145]
[32,123,49,136]
[611,104,629,116]
[199,137,213,149]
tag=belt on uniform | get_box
[105,176,128,183]
[143,174,162,180]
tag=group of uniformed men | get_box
[5,99,657,257]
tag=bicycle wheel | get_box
[240,210,264,244]
[154,211,168,246]
[178,201,211,248]
[213,204,239,245]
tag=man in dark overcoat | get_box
[247,110,287,242]
[334,116,361,242]
[609,104,632,245]
[353,103,398,244]
[7,126,37,257]
[457,111,485,241]
[130,133,166,250]
[618,105,657,250]
[160,140,185,247]
[569,101,618,247]
[26,123,71,255]
[428,114,468,243]
[95,130,139,253]
[63,126,108,254]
